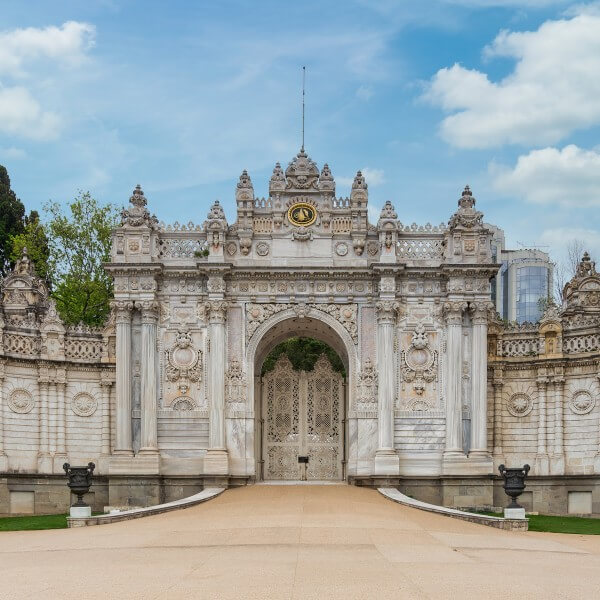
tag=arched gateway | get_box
[106,147,498,504]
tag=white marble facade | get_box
[0,149,599,505]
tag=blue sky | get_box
[1,0,599,266]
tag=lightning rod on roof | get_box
[302,66,306,152]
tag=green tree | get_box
[0,165,26,276]
[45,192,119,326]
[261,337,345,377]
[9,211,51,283]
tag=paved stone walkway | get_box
[3,484,600,599]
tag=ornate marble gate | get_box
[262,354,344,480]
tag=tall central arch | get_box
[245,308,358,481]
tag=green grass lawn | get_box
[481,511,600,535]
[0,513,68,531]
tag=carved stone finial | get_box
[120,183,158,228]
[448,184,483,230]
[237,170,253,190]
[352,170,368,190]
[14,246,34,275]
[318,163,335,192]
[284,150,320,192]
[379,201,397,221]
[268,162,286,191]
[576,251,596,278]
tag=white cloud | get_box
[356,85,374,101]
[0,146,26,159]
[0,21,95,76]
[491,145,600,206]
[539,227,600,265]
[424,10,600,148]
[0,86,61,140]
[337,167,385,189]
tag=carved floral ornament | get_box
[569,390,595,415]
[120,184,158,229]
[245,303,358,344]
[356,357,377,407]
[71,392,98,417]
[8,388,35,414]
[225,358,246,404]
[507,392,533,417]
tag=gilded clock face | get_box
[288,202,317,227]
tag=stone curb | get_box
[378,487,528,531]
[66,487,225,528]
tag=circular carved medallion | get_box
[72,392,98,417]
[569,390,595,415]
[405,347,434,371]
[335,242,348,256]
[287,202,317,227]
[507,393,533,417]
[256,242,270,256]
[8,389,34,414]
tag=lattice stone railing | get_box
[65,336,103,362]
[3,332,40,356]
[396,238,444,260]
[158,237,207,259]
[500,337,539,357]
[563,333,600,354]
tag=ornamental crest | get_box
[165,331,202,385]
[401,323,437,397]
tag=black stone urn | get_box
[63,462,95,507]
[498,464,530,509]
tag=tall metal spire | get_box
[301,66,306,152]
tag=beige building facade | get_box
[0,149,599,515]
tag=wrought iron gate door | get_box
[262,354,343,480]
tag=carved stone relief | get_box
[71,392,98,417]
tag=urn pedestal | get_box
[64,462,95,518]
[499,463,530,520]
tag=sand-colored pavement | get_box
[2,484,600,600]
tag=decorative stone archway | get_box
[244,307,358,480]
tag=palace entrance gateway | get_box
[261,354,344,481]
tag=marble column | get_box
[139,301,159,454]
[114,301,134,455]
[204,300,229,475]
[0,360,6,470]
[470,303,490,458]
[374,300,399,475]
[443,302,465,458]
[37,373,51,472]
[534,377,549,475]
[492,376,504,465]
[55,378,67,457]
[551,378,565,475]
[100,376,112,456]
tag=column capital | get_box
[139,300,159,323]
[470,300,494,324]
[442,301,467,325]
[100,370,115,387]
[206,300,229,324]
[375,300,399,324]
[112,300,134,324]
[536,377,548,389]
